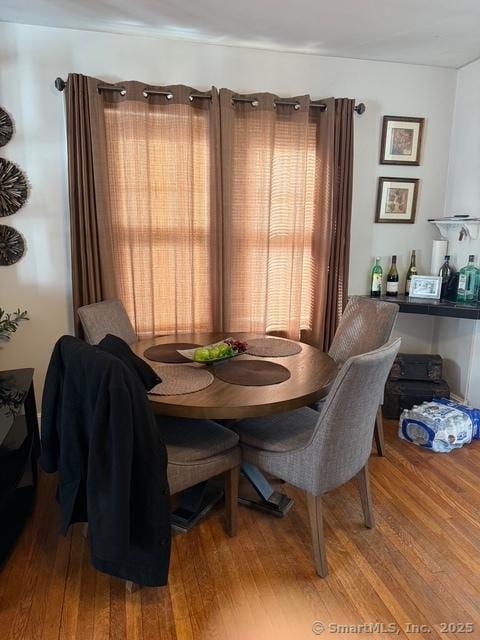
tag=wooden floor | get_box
[1,421,480,640]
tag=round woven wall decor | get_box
[0,107,14,147]
[0,158,29,217]
[0,225,25,265]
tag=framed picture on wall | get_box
[375,177,419,224]
[380,116,425,165]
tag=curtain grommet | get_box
[120,89,127,97]
[142,90,148,98]
[188,95,194,102]
[166,93,173,100]
[294,102,300,110]
[251,100,259,108]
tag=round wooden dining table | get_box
[132,332,337,525]
[132,332,337,420]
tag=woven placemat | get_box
[246,337,302,357]
[213,360,290,386]
[149,365,214,395]
[144,342,201,363]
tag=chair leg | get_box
[306,493,328,578]
[374,405,386,456]
[224,466,239,537]
[356,464,375,529]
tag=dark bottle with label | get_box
[439,255,455,300]
[386,255,399,297]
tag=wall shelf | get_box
[361,295,480,320]
[429,218,480,241]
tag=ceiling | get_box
[2,0,480,68]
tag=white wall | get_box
[445,58,480,218]
[0,22,457,395]
[441,58,480,405]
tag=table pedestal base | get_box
[171,482,223,532]
[238,491,294,517]
[238,463,294,517]
[170,463,294,531]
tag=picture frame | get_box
[375,177,419,224]
[380,116,425,165]
[409,275,442,300]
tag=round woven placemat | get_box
[246,337,302,357]
[144,342,201,363]
[149,365,214,395]
[213,360,291,386]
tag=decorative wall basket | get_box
[0,158,29,217]
[0,225,25,265]
[0,107,14,147]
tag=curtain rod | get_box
[54,78,366,114]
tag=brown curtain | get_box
[65,74,222,337]
[219,89,336,345]
[322,98,355,350]
[65,74,106,335]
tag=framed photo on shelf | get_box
[409,275,442,300]
[380,116,424,165]
[375,177,419,224]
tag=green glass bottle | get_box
[370,257,383,297]
[405,250,418,296]
[457,255,480,304]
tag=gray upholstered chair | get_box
[233,338,401,577]
[318,295,399,456]
[78,299,137,345]
[158,416,240,536]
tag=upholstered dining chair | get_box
[78,299,137,345]
[75,332,240,590]
[121,419,240,591]
[158,416,240,537]
[83,418,240,591]
[319,295,399,456]
[233,338,401,577]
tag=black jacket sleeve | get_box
[40,340,64,473]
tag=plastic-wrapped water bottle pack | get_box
[399,398,480,453]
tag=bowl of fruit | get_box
[177,338,248,364]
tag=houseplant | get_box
[0,308,28,341]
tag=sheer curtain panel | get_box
[219,90,335,345]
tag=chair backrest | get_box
[78,299,137,346]
[328,296,399,365]
[298,338,401,495]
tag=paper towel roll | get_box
[430,240,448,276]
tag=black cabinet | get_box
[0,369,39,565]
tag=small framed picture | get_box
[380,116,425,165]
[375,177,419,224]
[409,275,442,300]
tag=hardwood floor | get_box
[1,421,480,639]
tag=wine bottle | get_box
[386,255,399,297]
[370,257,383,297]
[405,250,418,296]
[439,255,453,300]
[457,255,480,304]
